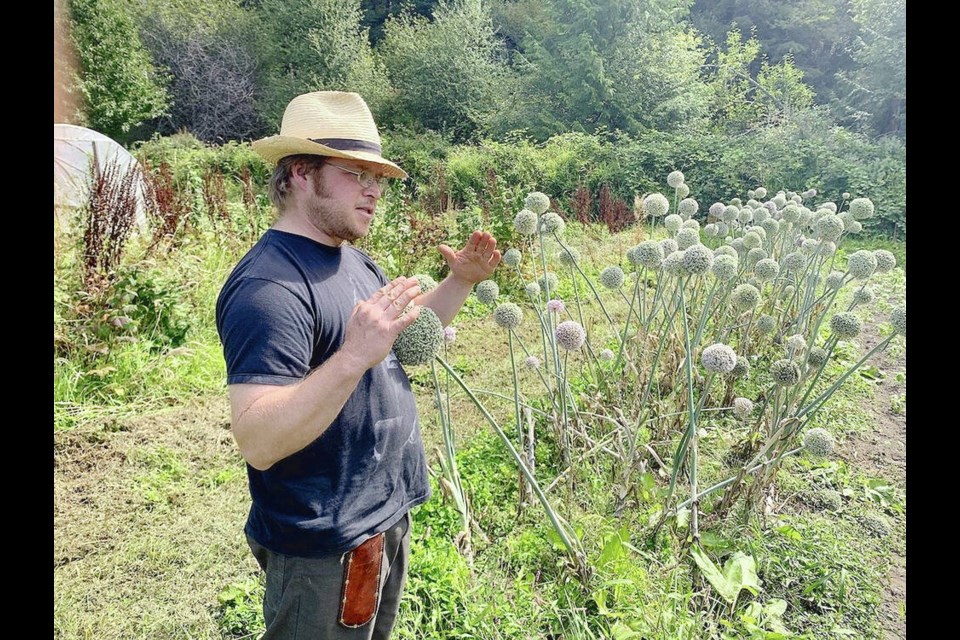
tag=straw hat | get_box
[252,91,407,179]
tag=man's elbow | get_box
[233,425,276,471]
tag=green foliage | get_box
[217,577,265,638]
[65,0,170,142]
[378,0,507,142]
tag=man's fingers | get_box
[395,304,422,331]
[388,284,422,317]
[373,277,412,309]
[488,248,503,267]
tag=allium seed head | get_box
[722,205,739,223]
[665,214,683,233]
[494,302,523,330]
[730,197,743,207]
[682,219,701,231]
[782,252,807,272]
[524,355,541,371]
[660,238,679,258]
[600,266,626,289]
[393,307,444,366]
[731,284,762,312]
[538,272,559,296]
[547,299,566,314]
[525,191,551,215]
[714,245,738,259]
[443,326,457,344]
[849,197,875,220]
[780,285,795,301]
[803,428,835,457]
[763,201,777,214]
[852,287,874,305]
[754,258,780,281]
[738,208,754,225]
[746,247,768,266]
[414,273,439,293]
[539,212,566,235]
[782,204,801,224]
[817,240,837,256]
[709,202,726,218]
[678,198,699,218]
[525,282,541,299]
[667,170,685,188]
[557,246,581,267]
[770,359,801,386]
[711,254,739,281]
[815,214,844,242]
[599,348,615,362]
[631,240,664,269]
[502,248,522,267]
[847,250,878,279]
[730,355,750,379]
[663,250,688,275]
[701,343,738,373]
[716,222,729,236]
[475,280,500,305]
[890,306,906,336]
[733,397,754,419]
[754,187,767,199]
[848,220,863,234]
[859,513,891,538]
[676,227,700,250]
[756,314,776,335]
[743,231,762,250]
[754,207,770,224]
[807,347,828,368]
[555,320,586,351]
[677,183,690,198]
[830,312,862,339]
[772,194,787,209]
[683,244,713,275]
[514,209,538,235]
[761,218,780,237]
[820,202,838,213]
[825,271,845,290]
[644,193,670,217]
[704,223,718,237]
[786,334,807,356]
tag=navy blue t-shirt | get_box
[216,229,430,557]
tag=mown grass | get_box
[54,220,905,638]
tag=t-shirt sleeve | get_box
[217,277,315,386]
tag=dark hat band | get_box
[309,138,382,154]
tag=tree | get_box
[65,0,170,142]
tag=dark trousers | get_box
[247,512,411,639]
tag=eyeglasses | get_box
[326,162,391,192]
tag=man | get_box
[216,91,501,638]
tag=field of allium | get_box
[54,155,906,639]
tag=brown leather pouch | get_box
[338,532,385,628]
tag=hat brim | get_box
[251,135,408,179]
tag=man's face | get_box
[303,158,386,245]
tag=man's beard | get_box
[305,172,365,243]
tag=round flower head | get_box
[443,325,457,344]
[737,208,754,225]
[890,306,906,336]
[848,220,863,234]
[791,195,803,204]
[780,285,795,301]
[813,489,842,511]
[786,191,796,200]
[678,198,699,218]
[514,209,538,235]
[644,193,670,218]
[709,202,726,219]
[662,250,688,275]
[682,219,701,231]
[825,271,845,290]
[761,218,780,237]
[743,231,762,250]
[848,197,875,220]
[798,211,813,228]
[547,299,566,314]
[667,170,685,188]
[781,252,807,273]
[683,244,713,275]
[816,241,837,257]
[802,428,835,457]
[730,355,750,379]
[701,343,738,373]
[677,183,690,198]
[747,190,756,199]
[839,211,855,231]
[664,214,683,233]
[772,194,787,209]
[747,276,762,290]
[660,238,679,258]
[555,320,586,351]
[847,250,877,280]
[600,266,626,289]
[873,249,897,273]
[754,187,767,199]
[524,355,541,371]
[722,205,739,223]
[524,281,541,300]
[716,222,729,236]
[807,347,828,369]
[493,302,523,330]
[414,273,439,293]
[539,212,566,236]
[746,247,768,267]
[714,245,737,259]
[733,397,754,419]
[730,197,743,207]
[525,191,551,215]
[746,199,760,208]
[852,286,874,306]
[557,246,581,267]
[754,258,780,282]
[770,359,801,386]
[502,248,522,267]
[753,207,770,224]
[786,334,807,356]
[711,254,738,281]
[756,314,776,335]
[859,513,891,538]
[538,272,559,297]
[763,201,777,214]
[731,284,761,312]
[820,202,838,213]
[749,225,767,242]
[730,237,746,254]
[704,223,718,237]
[393,307,444,366]
[599,348,615,362]
[841,192,851,200]
[802,188,817,199]
[475,279,500,305]
[815,214,844,242]
[830,312,862,339]
[676,227,700,250]
[630,240,664,269]
[782,204,801,224]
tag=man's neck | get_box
[272,210,344,248]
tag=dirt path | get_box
[841,310,906,639]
